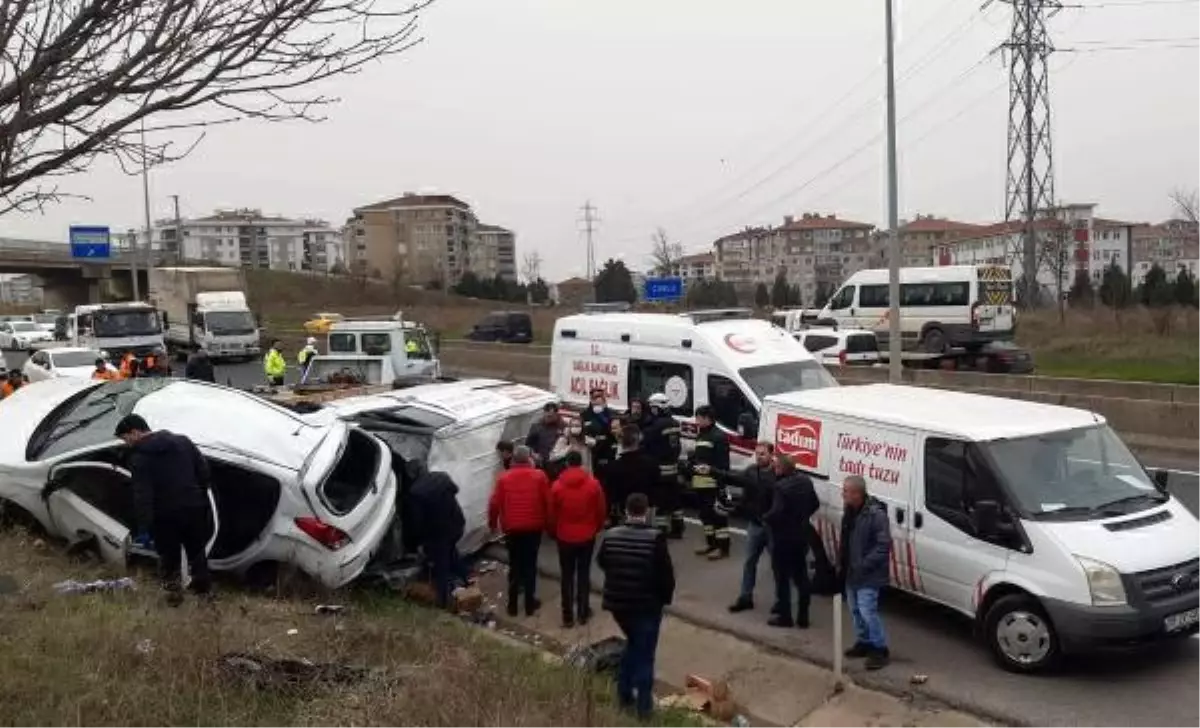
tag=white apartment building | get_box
[669,252,715,281]
[933,203,1136,295]
[1131,219,1200,285]
[475,224,518,282]
[146,209,344,272]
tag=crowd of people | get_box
[478,387,894,718]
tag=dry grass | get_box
[1016,307,1199,384]
[0,528,695,726]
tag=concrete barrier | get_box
[437,348,1199,456]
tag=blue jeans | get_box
[846,586,887,649]
[738,521,769,600]
[613,610,663,717]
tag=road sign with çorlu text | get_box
[643,276,683,302]
[68,225,112,259]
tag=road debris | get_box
[314,604,347,615]
[286,628,299,636]
[910,673,929,685]
[135,638,155,656]
[564,636,626,674]
[52,577,136,595]
[657,674,737,722]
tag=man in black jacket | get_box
[525,402,564,469]
[604,425,659,526]
[184,348,216,383]
[727,442,777,613]
[763,455,820,628]
[598,493,675,720]
[405,461,468,609]
[115,414,213,606]
[581,388,617,490]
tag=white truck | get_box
[149,266,261,362]
[68,302,168,373]
[298,317,440,390]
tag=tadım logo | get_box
[775,414,822,469]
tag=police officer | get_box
[686,405,731,560]
[581,388,616,499]
[641,392,683,538]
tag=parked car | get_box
[975,340,1035,374]
[0,377,397,589]
[303,312,344,336]
[466,311,533,344]
[0,320,53,350]
[792,327,880,367]
[23,347,109,383]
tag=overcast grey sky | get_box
[4,0,1198,280]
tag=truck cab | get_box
[69,302,167,373]
[301,317,440,387]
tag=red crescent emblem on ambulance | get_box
[723,333,757,354]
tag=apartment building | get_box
[1131,219,1199,285]
[148,209,343,272]
[711,214,879,300]
[932,204,1141,295]
[898,216,987,267]
[675,252,715,281]
[346,193,516,285]
[476,224,518,282]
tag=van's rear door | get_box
[975,266,1015,333]
[298,421,393,540]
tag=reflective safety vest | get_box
[405,339,418,354]
[298,346,317,365]
[264,349,287,378]
[0,381,19,399]
[688,426,730,490]
[119,355,134,378]
[92,369,118,381]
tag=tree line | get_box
[452,271,550,304]
[1068,262,1198,309]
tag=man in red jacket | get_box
[549,450,607,627]
[488,445,551,617]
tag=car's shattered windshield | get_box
[30,379,173,460]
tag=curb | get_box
[483,546,1007,727]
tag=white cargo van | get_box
[762,383,1199,673]
[550,309,837,468]
[817,265,1015,353]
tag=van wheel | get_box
[921,328,947,354]
[984,594,1060,674]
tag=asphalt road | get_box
[6,349,1199,725]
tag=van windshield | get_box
[739,360,837,401]
[981,425,1165,520]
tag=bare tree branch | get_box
[0,0,434,212]
[521,250,542,283]
[649,226,683,276]
[1170,187,1198,225]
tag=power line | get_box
[1059,41,1198,49]
[1066,35,1199,42]
[1060,0,1197,7]
[603,0,996,237]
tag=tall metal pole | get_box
[885,0,902,383]
[136,119,151,301]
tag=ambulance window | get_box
[707,375,753,433]
[628,360,693,415]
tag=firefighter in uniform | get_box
[641,392,683,538]
[685,404,731,559]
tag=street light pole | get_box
[136,118,152,301]
[885,0,903,383]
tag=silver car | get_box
[0,377,398,589]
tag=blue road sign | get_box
[644,276,684,302]
[69,225,112,259]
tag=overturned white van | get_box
[762,383,1199,673]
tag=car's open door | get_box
[45,462,132,567]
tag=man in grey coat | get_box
[839,474,892,670]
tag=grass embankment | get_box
[0,528,691,726]
[1016,307,1199,385]
[243,269,558,347]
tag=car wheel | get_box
[984,594,1060,674]
[922,327,947,354]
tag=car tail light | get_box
[970,301,981,329]
[294,516,351,551]
[838,350,848,367]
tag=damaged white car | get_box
[0,377,397,589]
[303,378,557,559]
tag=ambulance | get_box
[549,308,837,466]
[762,383,1199,673]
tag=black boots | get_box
[728,597,754,613]
[844,643,890,669]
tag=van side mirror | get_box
[1153,469,1170,493]
[971,500,1001,537]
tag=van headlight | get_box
[1076,556,1127,606]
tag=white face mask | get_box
[592,405,605,413]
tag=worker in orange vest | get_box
[0,370,26,399]
[118,352,135,379]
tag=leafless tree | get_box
[1170,187,1198,225]
[0,0,433,214]
[649,226,683,276]
[521,250,542,283]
